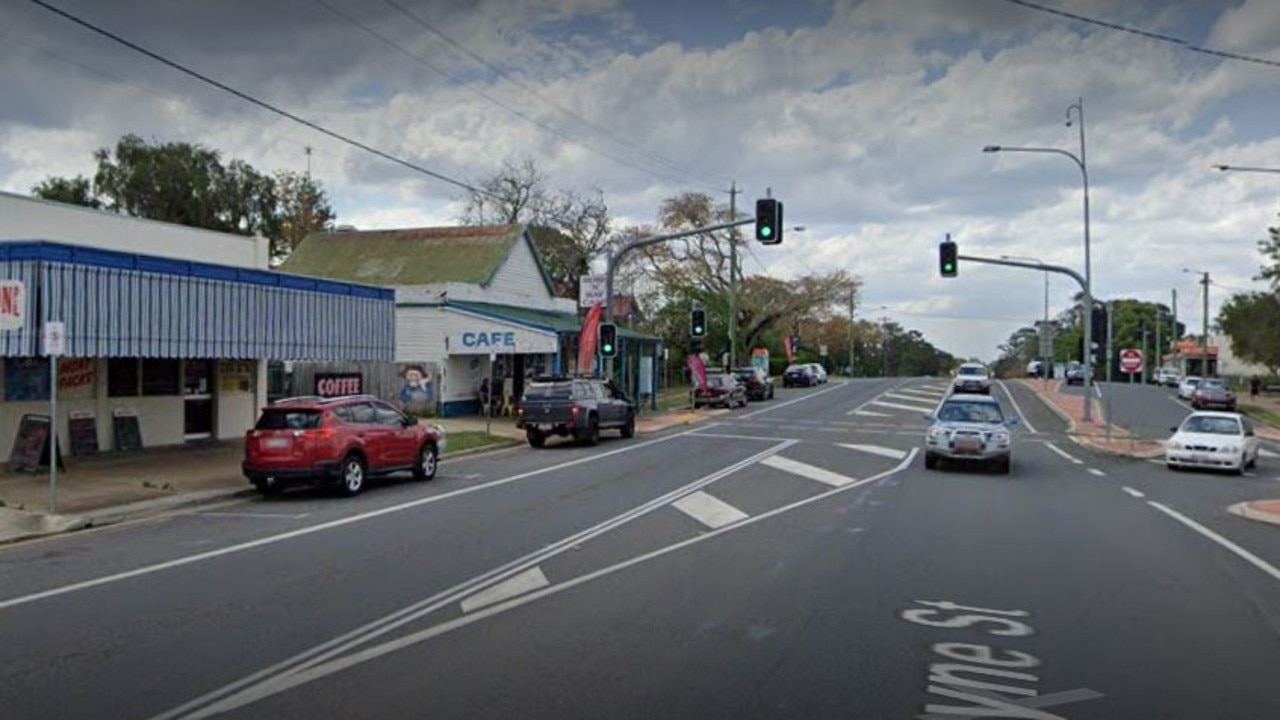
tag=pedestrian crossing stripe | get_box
[870,400,935,413]
[837,443,908,460]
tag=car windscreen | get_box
[936,401,1004,424]
[1181,416,1240,435]
[1200,379,1227,390]
[784,365,808,373]
[256,409,322,430]
[524,382,573,399]
[958,366,985,376]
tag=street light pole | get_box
[1002,254,1050,383]
[984,97,1093,421]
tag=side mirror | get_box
[403,415,419,426]
[1169,426,1178,433]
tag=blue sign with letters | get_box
[461,331,516,349]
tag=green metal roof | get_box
[450,301,658,341]
[280,225,524,286]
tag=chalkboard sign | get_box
[112,409,143,452]
[68,413,99,457]
[8,413,64,473]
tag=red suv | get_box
[243,395,445,497]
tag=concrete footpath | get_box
[1011,378,1280,530]
[0,409,714,545]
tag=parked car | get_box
[693,373,749,409]
[243,395,445,497]
[952,362,992,394]
[732,366,775,401]
[1177,376,1203,401]
[1191,377,1236,411]
[923,394,1017,474]
[1065,362,1086,386]
[1165,411,1259,475]
[807,363,829,384]
[782,364,819,387]
[1026,360,1043,377]
[517,376,635,447]
[1154,367,1181,387]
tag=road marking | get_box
[672,491,750,529]
[1043,442,1083,465]
[1122,487,1145,498]
[1260,448,1279,459]
[737,381,850,419]
[0,430,702,613]
[459,567,549,613]
[852,409,892,418]
[196,512,310,520]
[883,391,937,403]
[995,380,1038,434]
[169,451,920,719]
[869,400,936,413]
[1087,468,1106,477]
[761,455,857,487]
[837,443,908,460]
[690,431,799,442]
[894,387,943,397]
[1147,501,1280,583]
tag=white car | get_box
[952,362,992,394]
[1165,411,1259,475]
[1177,376,1202,400]
[1154,367,1181,387]
[807,363,829,383]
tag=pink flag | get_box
[686,353,707,391]
[578,303,603,372]
[783,335,795,363]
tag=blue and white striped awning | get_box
[0,241,394,360]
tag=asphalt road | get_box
[3,378,1280,719]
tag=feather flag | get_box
[686,352,707,391]
[577,303,604,372]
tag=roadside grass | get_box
[446,431,521,454]
[1239,403,1280,430]
[652,384,694,413]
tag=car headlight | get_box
[1168,441,1183,450]
[993,432,1010,445]
[928,427,948,439]
[1221,445,1238,454]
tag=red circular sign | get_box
[1119,348,1143,373]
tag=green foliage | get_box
[31,175,99,208]
[1217,292,1280,375]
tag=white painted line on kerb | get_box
[459,567,549,613]
[869,400,936,413]
[995,380,1038,434]
[1148,501,1280,583]
[672,491,750,529]
[1043,441,1084,465]
[837,443,908,460]
[1122,487,1145,498]
[1087,468,1106,477]
[761,455,857,487]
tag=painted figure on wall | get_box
[398,364,437,417]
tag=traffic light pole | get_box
[958,253,1106,433]
[604,217,756,380]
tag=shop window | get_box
[107,358,140,397]
[141,359,181,396]
[4,358,51,401]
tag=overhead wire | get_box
[379,0,732,189]
[24,0,495,198]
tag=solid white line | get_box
[869,400,936,413]
[153,438,796,720]
[1043,441,1084,465]
[0,430,698,613]
[689,431,798,442]
[1122,487,1145,498]
[995,380,1038,434]
[837,443,908,460]
[672,491,750,529]
[761,455,856,487]
[196,512,310,520]
[1147,501,1280,583]
[459,567,549,613]
[737,381,850,419]
[180,451,920,718]
[1087,468,1106,477]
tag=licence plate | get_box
[955,438,982,454]
[263,437,291,450]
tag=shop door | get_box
[184,360,216,440]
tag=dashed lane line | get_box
[1087,468,1106,477]
[1043,441,1084,465]
[1122,487,1145,498]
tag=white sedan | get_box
[1165,411,1260,475]
[1176,376,1202,400]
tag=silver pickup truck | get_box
[516,376,636,447]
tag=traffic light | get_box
[755,198,783,245]
[690,309,707,337]
[939,237,958,277]
[1090,306,1107,346]
[598,322,617,357]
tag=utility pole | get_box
[727,181,740,371]
[1199,271,1210,375]
[305,145,313,178]
[1154,309,1161,376]
[847,290,855,377]
[1171,287,1179,370]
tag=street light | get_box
[1182,268,1212,375]
[983,97,1094,421]
[1002,255,1051,381]
[1212,164,1280,174]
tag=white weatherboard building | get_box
[279,225,660,417]
[0,191,395,456]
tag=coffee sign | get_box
[314,373,363,397]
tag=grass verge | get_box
[446,431,522,455]
[1239,403,1280,430]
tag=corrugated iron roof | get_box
[280,225,523,286]
[449,301,657,340]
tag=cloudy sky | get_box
[3,0,1280,361]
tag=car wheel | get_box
[413,442,438,481]
[768,387,774,399]
[1166,462,1180,472]
[338,454,366,497]
[620,413,636,439]
[924,453,938,470]
[995,457,1011,475]
[253,477,284,497]
[577,416,600,446]
[527,428,547,448]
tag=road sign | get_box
[578,274,607,308]
[42,321,65,356]
[1119,348,1143,374]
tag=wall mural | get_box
[398,363,439,417]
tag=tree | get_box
[31,175,99,208]
[273,171,336,262]
[460,156,612,298]
[1217,292,1280,375]
[1255,214,1280,289]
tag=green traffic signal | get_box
[939,238,958,278]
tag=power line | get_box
[25,0,494,198]
[1001,0,1280,69]
[380,0,732,189]
[311,0,708,189]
